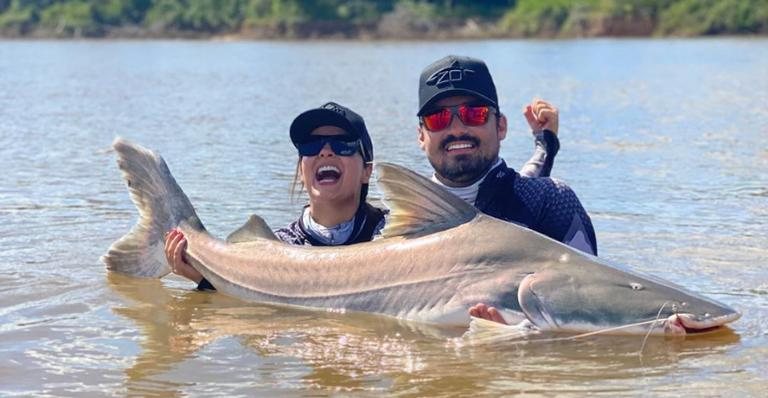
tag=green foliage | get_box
[144,0,245,32]
[0,0,765,37]
[93,0,151,25]
[586,0,671,17]
[143,0,182,28]
[183,0,242,31]
[395,0,439,19]
[243,0,396,27]
[300,0,388,22]
[93,0,125,25]
[0,0,36,31]
[499,0,573,36]
[555,0,667,36]
[39,1,100,36]
[417,0,516,19]
[657,0,768,35]
[242,0,304,27]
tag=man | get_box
[416,55,598,323]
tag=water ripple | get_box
[1,39,767,396]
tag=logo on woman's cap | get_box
[322,102,347,115]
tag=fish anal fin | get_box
[375,162,478,238]
[226,214,279,243]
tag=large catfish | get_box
[103,138,740,336]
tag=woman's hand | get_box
[164,228,203,283]
[523,98,559,135]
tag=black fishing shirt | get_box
[474,160,598,256]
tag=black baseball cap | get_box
[417,55,498,116]
[290,101,373,163]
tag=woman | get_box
[165,102,385,289]
[165,101,559,294]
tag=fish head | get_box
[516,261,741,336]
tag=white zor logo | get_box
[426,67,475,87]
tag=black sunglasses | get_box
[297,136,362,157]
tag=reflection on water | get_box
[107,273,743,396]
[108,273,444,395]
[1,39,767,396]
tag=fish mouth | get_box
[315,164,342,185]
[663,312,741,335]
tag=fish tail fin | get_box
[101,138,204,278]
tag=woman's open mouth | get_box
[315,165,341,184]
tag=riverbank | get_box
[1,0,766,40]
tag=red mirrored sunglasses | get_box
[421,104,493,132]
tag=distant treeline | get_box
[1,0,766,39]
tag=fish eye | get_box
[629,282,644,291]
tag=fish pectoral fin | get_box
[375,162,479,238]
[464,316,538,344]
[469,316,508,331]
[226,214,279,243]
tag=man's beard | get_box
[431,134,497,185]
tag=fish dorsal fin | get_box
[226,214,279,243]
[375,162,478,238]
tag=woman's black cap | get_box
[290,102,373,163]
